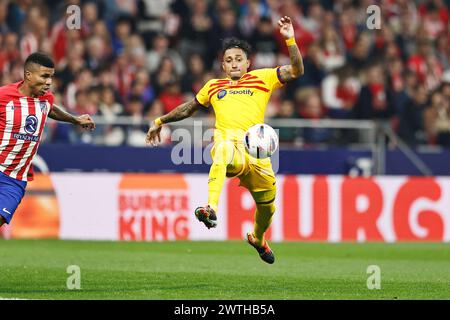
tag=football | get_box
[244,124,279,159]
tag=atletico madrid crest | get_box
[40,101,47,113]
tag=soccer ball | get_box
[244,124,279,159]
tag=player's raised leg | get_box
[195,140,244,229]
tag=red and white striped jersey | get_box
[0,81,54,181]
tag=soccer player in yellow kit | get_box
[146,16,304,264]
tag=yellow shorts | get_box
[210,141,276,193]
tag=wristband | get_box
[285,37,296,46]
[154,117,163,126]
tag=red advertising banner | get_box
[3,174,449,242]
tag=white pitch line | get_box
[0,297,30,300]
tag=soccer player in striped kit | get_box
[0,52,95,227]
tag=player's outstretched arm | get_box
[146,98,202,146]
[277,16,304,83]
[49,104,96,130]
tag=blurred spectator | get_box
[373,25,401,61]
[210,9,243,58]
[295,87,331,144]
[85,36,108,72]
[81,1,99,37]
[121,95,148,147]
[249,16,279,69]
[98,85,123,119]
[65,67,94,112]
[338,6,358,51]
[111,50,134,100]
[354,63,395,120]
[435,33,449,70]
[73,89,95,116]
[151,56,178,96]
[272,99,299,144]
[97,85,124,146]
[181,53,206,95]
[146,32,185,75]
[398,84,428,145]
[111,15,133,56]
[159,80,184,113]
[288,42,326,92]
[238,0,270,38]
[407,39,432,83]
[347,32,372,72]
[0,0,10,34]
[137,0,177,41]
[419,0,448,40]
[20,5,50,60]
[56,40,85,92]
[322,65,360,119]
[131,68,155,106]
[301,2,324,37]
[319,25,345,72]
[178,0,213,65]
[146,98,165,120]
[424,86,450,146]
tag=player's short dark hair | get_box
[222,38,252,58]
[24,52,54,70]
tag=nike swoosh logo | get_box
[2,208,11,215]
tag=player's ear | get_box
[222,61,225,72]
[24,70,32,81]
[247,59,250,69]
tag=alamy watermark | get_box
[66,265,81,290]
[66,5,81,30]
[167,121,280,173]
[366,265,381,290]
[366,5,381,30]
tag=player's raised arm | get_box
[146,98,202,146]
[277,16,304,83]
[49,104,96,130]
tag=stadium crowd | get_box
[0,0,449,147]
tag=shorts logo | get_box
[25,115,38,134]
[217,90,227,100]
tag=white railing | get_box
[48,116,433,175]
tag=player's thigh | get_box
[0,191,24,224]
[210,140,236,165]
[238,158,276,193]
[0,178,26,225]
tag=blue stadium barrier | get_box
[36,144,450,176]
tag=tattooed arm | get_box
[277,16,304,83]
[159,99,202,124]
[146,98,203,145]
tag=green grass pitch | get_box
[0,240,448,300]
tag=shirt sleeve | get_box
[195,80,213,108]
[254,68,285,91]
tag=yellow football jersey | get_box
[195,68,284,142]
